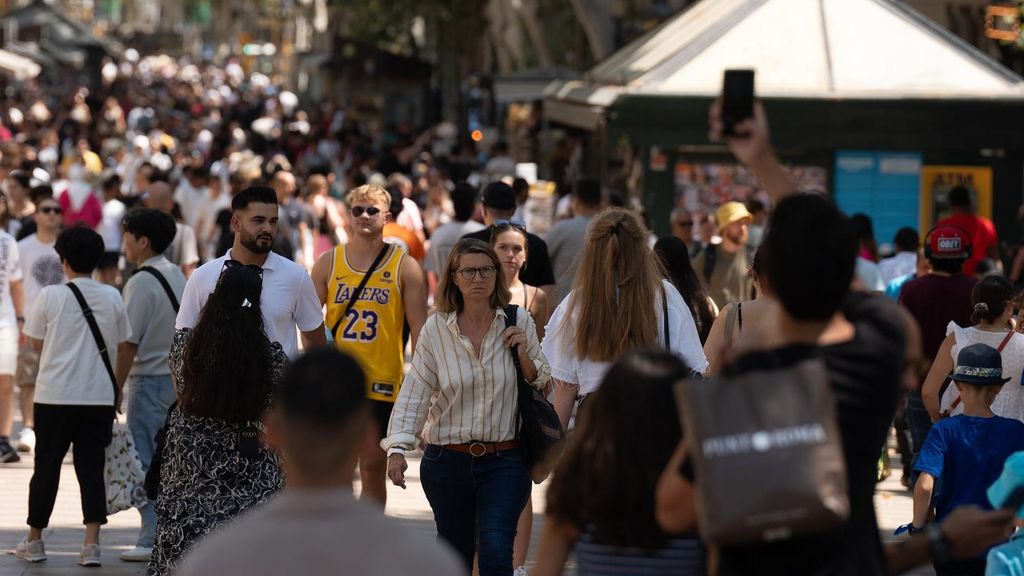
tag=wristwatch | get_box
[926,523,952,564]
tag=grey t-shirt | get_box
[424,219,485,275]
[544,215,591,305]
[175,488,465,576]
[123,255,187,376]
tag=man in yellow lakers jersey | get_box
[311,184,427,506]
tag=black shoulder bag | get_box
[67,283,118,407]
[330,244,390,340]
[504,305,565,484]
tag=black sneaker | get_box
[0,440,20,463]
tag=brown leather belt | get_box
[444,441,520,457]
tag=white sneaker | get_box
[514,566,529,576]
[79,543,101,567]
[119,546,153,562]
[16,427,34,453]
[14,538,46,562]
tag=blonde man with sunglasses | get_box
[311,184,427,507]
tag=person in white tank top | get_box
[923,275,1024,422]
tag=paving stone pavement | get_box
[0,434,933,576]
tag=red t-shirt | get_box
[937,213,998,276]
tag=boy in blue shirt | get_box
[912,343,1024,576]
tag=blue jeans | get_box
[420,444,531,576]
[126,374,176,548]
[905,390,933,485]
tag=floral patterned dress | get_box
[146,329,286,576]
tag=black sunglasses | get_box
[494,219,526,232]
[39,206,63,215]
[351,206,382,218]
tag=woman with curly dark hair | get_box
[147,261,287,576]
[654,235,717,345]
[532,349,705,575]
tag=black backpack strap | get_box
[136,266,180,312]
[331,244,391,340]
[703,244,717,283]
[67,283,118,400]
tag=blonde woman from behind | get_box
[541,208,707,431]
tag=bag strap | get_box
[661,288,670,351]
[136,266,180,312]
[67,283,118,400]
[724,302,739,344]
[948,331,1015,414]
[330,244,390,340]
[702,244,717,283]
[998,330,1015,353]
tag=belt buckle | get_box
[468,442,487,457]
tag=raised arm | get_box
[709,100,796,204]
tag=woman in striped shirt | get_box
[533,349,706,576]
[383,238,550,576]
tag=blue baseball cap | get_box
[988,451,1024,519]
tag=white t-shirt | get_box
[166,222,200,267]
[18,234,65,316]
[878,252,917,286]
[176,249,324,358]
[397,198,424,234]
[0,231,23,326]
[856,258,886,293]
[24,278,131,405]
[175,181,210,230]
[542,279,709,395]
[99,198,126,251]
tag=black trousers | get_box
[27,403,113,528]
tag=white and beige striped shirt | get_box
[382,307,550,455]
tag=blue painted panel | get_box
[834,151,922,252]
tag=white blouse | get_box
[382,307,550,455]
[541,280,709,395]
[944,322,1024,421]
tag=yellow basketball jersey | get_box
[326,244,406,402]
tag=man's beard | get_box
[241,231,274,254]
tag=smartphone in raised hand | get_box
[722,69,755,138]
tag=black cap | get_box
[482,182,516,211]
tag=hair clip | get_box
[241,298,253,308]
[974,302,990,313]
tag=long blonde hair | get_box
[567,208,663,362]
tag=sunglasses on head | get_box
[494,219,526,232]
[350,206,382,218]
[39,206,62,215]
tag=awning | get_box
[590,0,1024,99]
[493,68,580,104]
[0,48,40,81]
[547,0,1024,126]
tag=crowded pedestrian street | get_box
[0,435,933,576]
[0,0,1022,575]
